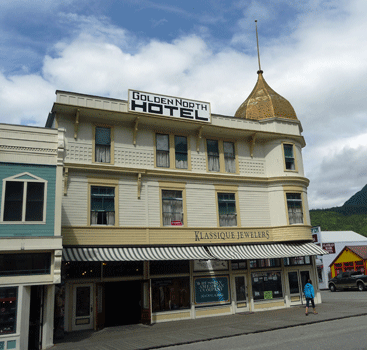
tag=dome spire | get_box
[234,21,298,121]
[255,20,263,74]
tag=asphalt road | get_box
[163,314,367,350]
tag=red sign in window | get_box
[171,221,183,226]
[312,234,318,243]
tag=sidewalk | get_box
[52,291,367,350]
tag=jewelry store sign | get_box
[194,230,271,242]
[128,90,211,122]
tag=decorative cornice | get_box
[0,145,57,154]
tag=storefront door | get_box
[72,284,94,331]
[288,270,310,305]
[234,275,249,312]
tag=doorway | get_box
[288,270,310,305]
[72,284,94,331]
[104,281,141,327]
[28,285,43,350]
[233,275,249,312]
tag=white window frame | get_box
[1,172,47,224]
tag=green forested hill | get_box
[309,184,367,236]
[310,210,367,237]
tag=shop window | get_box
[224,142,236,173]
[0,253,50,276]
[0,287,17,335]
[150,261,189,275]
[175,136,188,169]
[343,262,354,272]
[95,126,112,163]
[156,134,170,168]
[231,260,247,270]
[162,190,183,226]
[207,139,220,172]
[250,259,281,269]
[90,186,115,225]
[63,262,101,279]
[217,193,237,227]
[2,177,46,223]
[152,277,190,312]
[283,143,296,170]
[334,263,342,275]
[355,261,364,274]
[102,261,143,277]
[286,193,303,224]
[251,271,283,301]
[283,256,311,266]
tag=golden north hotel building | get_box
[46,69,326,332]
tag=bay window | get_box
[283,143,296,171]
[286,193,303,224]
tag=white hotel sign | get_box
[128,90,211,123]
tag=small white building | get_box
[312,227,367,289]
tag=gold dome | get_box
[234,71,298,121]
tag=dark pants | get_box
[306,297,315,308]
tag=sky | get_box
[1,0,367,210]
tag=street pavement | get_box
[52,291,367,350]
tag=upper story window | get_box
[283,143,296,171]
[156,134,190,170]
[207,140,220,172]
[162,190,183,226]
[286,193,303,224]
[95,126,112,163]
[175,136,188,169]
[1,173,47,223]
[90,186,115,225]
[218,193,237,227]
[224,142,235,173]
[156,134,170,168]
[207,139,237,173]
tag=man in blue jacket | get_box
[304,279,318,316]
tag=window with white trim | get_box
[218,193,237,227]
[162,190,183,226]
[95,126,111,163]
[286,193,303,224]
[90,186,115,225]
[2,174,47,223]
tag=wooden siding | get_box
[0,163,56,237]
[61,225,312,246]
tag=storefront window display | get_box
[283,256,311,266]
[251,272,283,301]
[63,262,101,279]
[0,287,17,334]
[250,259,281,269]
[152,278,190,312]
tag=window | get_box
[224,142,236,173]
[175,136,188,169]
[90,186,115,225]
[283,143,296,170]
[152,277,190,312]
[156,134,170,168]
[251,271,283,301]
[0,253,51,276]
[2,175,46,223]
[250,259,281,269]
[207,139,220,172]
[162,190,183,226]
[283,256,311,266]
[286,193,303,224]
[156,134,190,170]
[0,287,17,334]
[218,193,237,227]
[95,126,111,163]
[150,261,189,275]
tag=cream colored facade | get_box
[0,124,64,349]
[47,73,324,331]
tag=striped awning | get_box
[208,242,328,260]
[62,246,213,262]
